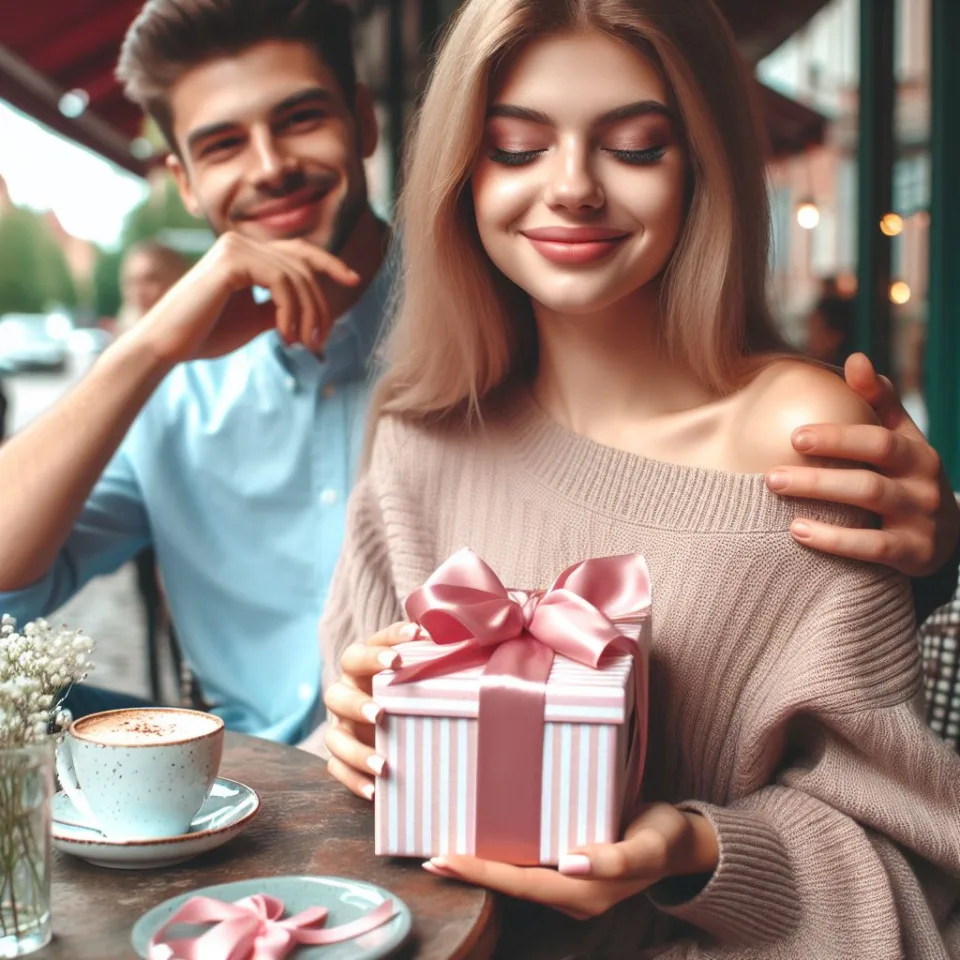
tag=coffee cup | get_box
[56,707,224,840]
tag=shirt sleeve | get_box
[647,570,960,957]
[0,443,151,624]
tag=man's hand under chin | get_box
[764,353,960,579]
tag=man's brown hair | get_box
[116,0,358,154]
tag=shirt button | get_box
[322,384,336,399]
[285,375,296,391]
[320,489,338,505]
[297,682,314,702]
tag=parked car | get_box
[68,325,113,357]
[0,313,72,373]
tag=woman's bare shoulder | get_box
[726,358,879,473]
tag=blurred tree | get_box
[91,174,208,319]
[0,207,76,314]
[92,247,124,319]
[120,175,206,251]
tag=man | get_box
[0,0,955,746]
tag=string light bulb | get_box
[796,200,820,230]
[889,281,912,305]
[880,213,904,237]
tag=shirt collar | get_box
[268,240,397,387]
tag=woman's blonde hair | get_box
[374,0,786,423]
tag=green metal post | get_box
[856,0,895,375]
[420,0,444,56]
[387,0,406,201]
[927,0,960,485]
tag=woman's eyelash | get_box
[488,145,667,167]
[605,146,667,165]
[488,148,544,166]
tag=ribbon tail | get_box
[149,916,261,960]
[291,899,397,945]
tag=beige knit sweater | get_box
[319,388,960,959]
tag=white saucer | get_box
[52,776,260,869]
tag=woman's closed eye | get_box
[488,147,545,165]
[487,144,668,167]
[604,145,667,165]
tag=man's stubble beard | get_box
[202,173,366,256]
[324,168,368,255]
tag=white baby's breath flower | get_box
[0,614,95,745]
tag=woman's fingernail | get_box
[360,782,375,801]
[399,622,420,640]
[767,471,788,491]
[792,521,813,540]
[367,755,387,776]
[558,854,592,876]
[378,650,401,669]
[793,430,814,452]
[361,702,382,724]
[423,857,458,878]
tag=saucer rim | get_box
[51,776,260,848]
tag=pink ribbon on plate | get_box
[146,893,396,960]
[393,548,651,864]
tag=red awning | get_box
[0,0,829,177]
[1,3,148,175]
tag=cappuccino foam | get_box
[76,710,219,746]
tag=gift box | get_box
[373,549,651,866]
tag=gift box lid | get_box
[373,630,647,724]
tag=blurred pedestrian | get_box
[806,292,856,367]
[118,241,189,701]
[117,241,190,335]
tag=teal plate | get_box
[131,875,413,959]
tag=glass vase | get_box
[0,742,53,957]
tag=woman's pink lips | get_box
[524,235,627,265]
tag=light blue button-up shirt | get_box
[0,260,393,744]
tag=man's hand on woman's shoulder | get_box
[757,353,958,578]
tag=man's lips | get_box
[239,185,330,222]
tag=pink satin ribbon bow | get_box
[395,548,651,864]
[146,893,396,960]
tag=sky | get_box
[0,100,147,250]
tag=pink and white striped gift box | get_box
[372,615,649,865]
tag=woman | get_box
[320,0,960,955]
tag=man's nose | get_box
[249,128,296,185]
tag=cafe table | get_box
[39,731,499,960]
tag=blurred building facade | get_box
[761,0,932,386]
